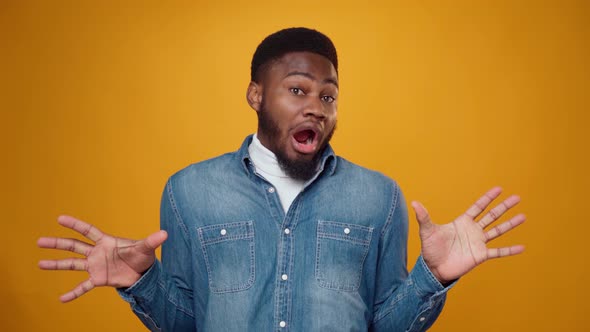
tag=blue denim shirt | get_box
[119,136,452,331]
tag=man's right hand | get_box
[38,215,167,303]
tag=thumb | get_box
[411,201,435,235]
[137,230,168,254]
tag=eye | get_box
[321,95,335,103]
[290,87,305,95]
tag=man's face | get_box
[250,52,339,180]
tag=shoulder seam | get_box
[166,177,191,241]
[380,180,399,240]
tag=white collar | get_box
[248,134,291,178]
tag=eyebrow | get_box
[284,71,339,88]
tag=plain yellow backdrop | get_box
[2,0,588,331]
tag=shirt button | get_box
[284,228,290,235]
[344,227,351,235]
[220,229,227,235]
[268,187,275,193]
[281,274,288,281]
[419,317,426,322]
[279,321,286,328]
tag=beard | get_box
[258,101,336,181]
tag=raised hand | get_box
[412,187,525,284]
[38,215,167,302]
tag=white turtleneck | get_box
[248,134,306,213]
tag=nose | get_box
[303,97,326,120]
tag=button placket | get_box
[276,217,295,331]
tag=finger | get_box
[464,187,503,219]
[411,201,435,235]
[60,279,95,303]
[38,258,88,271]
[57,215,104,243]
[136,230,168,254]
[478,195,521,229]
[487,245,525,260]
[37,237,93,256]
[485,214,526,242]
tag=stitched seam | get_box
[197,227,214,292]
[136,311,162,332]
[199,221,253,231]
[157,278,195,318]
[380,181,399,240]
[372,285,410,322]
[286,210,296,327]
[315,221,323,285]
[199,221,254,244]
[406,306,433,332]
[201,234,254,245]
[166,179,190,240]
[317,233,371,245]
[415,257,445,296]
[318,220,373,244]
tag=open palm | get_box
[412,187,525,284]
[38,215,167,302]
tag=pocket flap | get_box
[317,220,373,245]
[198,221,254,245]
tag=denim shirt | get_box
[119,136,452,331]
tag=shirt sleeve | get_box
[370,184,456,332]
[117,178,197,332]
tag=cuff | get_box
[117,259,162,304]
[410,255,457,297]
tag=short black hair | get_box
[250,27,338,82]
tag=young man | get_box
[38,28,525,331]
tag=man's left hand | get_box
[412,187,525,285]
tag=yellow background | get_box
[2,0,588,331]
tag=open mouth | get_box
[294,129,316,145]
[292,129,319,154]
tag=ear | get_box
[246,81,262,112]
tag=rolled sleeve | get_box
[117,259,162,305]
[117,260,164,331]
[406,255,458,332]
[372,255,457,332]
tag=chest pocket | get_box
[197,221,255,293]
[315,220,373,292]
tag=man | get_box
[38,27,525,331]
